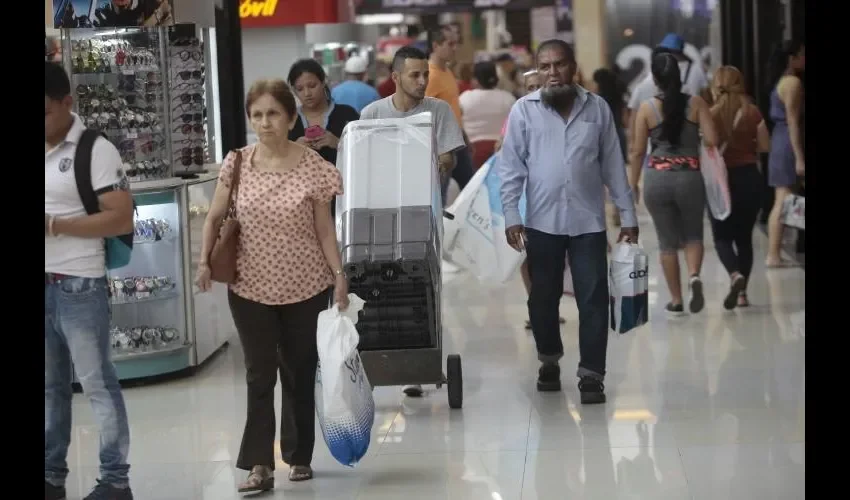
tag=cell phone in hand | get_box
[305,125,324,140]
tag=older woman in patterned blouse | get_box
[195,79,347,492]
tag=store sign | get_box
[240,0,338,27]
[240,0,278,18]
[356,0,551,14]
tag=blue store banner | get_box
[54,0,175,28]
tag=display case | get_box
[67,176,234,384]
[107,184,190,379]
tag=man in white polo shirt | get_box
[44,62,135,500]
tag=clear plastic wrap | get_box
[336,113,441,214]
[335,113,443,266]
[334,113,444,351]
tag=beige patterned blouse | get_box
[218,144,343,305]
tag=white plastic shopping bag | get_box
[700,146,732,221]
[609,242,649,334]
[443,153,527,283]
[781,194,805,230]
[315,294,374,467]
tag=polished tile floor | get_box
[63,211,805,499]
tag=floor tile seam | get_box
[373,408,401,456]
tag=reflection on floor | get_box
[62,211,805,500]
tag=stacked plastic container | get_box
[335,113,443,351]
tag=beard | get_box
[541,84,578,111]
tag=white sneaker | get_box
[442,260,460,273]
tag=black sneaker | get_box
[579,377,606,404]
[689,276,705,313]
[83,481,133,500]
[536,363,561,392]
[723,275,747,310]
[403,385,424,397]
[45,481,66,500]
[665,302,684,316]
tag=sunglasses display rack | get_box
[66,28,173,183]
[168,33,208,174]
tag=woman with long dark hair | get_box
[764,40,805,267]
[592,68,628,161]
[287,59,359,166]
[709,66,771,308]
[629,53,719,316]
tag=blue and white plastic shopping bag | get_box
[315,294,374,466]
[609,242,649,334]
[442,153,527,283]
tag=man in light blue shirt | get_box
[331,56,381,113]
[499,39,638,404]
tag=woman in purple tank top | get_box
[765,40,805,268]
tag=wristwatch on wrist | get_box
[334,268,345,278]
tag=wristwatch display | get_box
[111,326,181,353]
[106,188,187,361]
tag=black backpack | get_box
[73,129,134,269]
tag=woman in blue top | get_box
[764,40,805,268]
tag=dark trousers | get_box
[526,228,609,378]
[228,288,331,470]
[709,164,762,283]
[452,146,474,191]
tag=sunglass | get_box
[173,124,204,134]
[172,82,203,91]
[76,84,114,99]
[176,50,202,61]
[140,140,166,154]
[172,38,200,47]
[174,70,203,81]
[172,93,203,104]
[124,93,159,105]
[175,138,204,146]
[179,146,204,157]
[179,153,204,166]
[173,113,203,123]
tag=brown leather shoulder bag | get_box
[209,150,242,283]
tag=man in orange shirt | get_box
[426,26,474,194]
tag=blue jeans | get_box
[45,276,130,487]
[525,229,609,379]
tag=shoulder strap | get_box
[718,107,745,154]
[74,129,106,216]
[225,150,243,217]
[683,60,693,85]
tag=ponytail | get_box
[651,53,687,147]
[710,66,748,144]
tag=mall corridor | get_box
[60,210,805,500]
